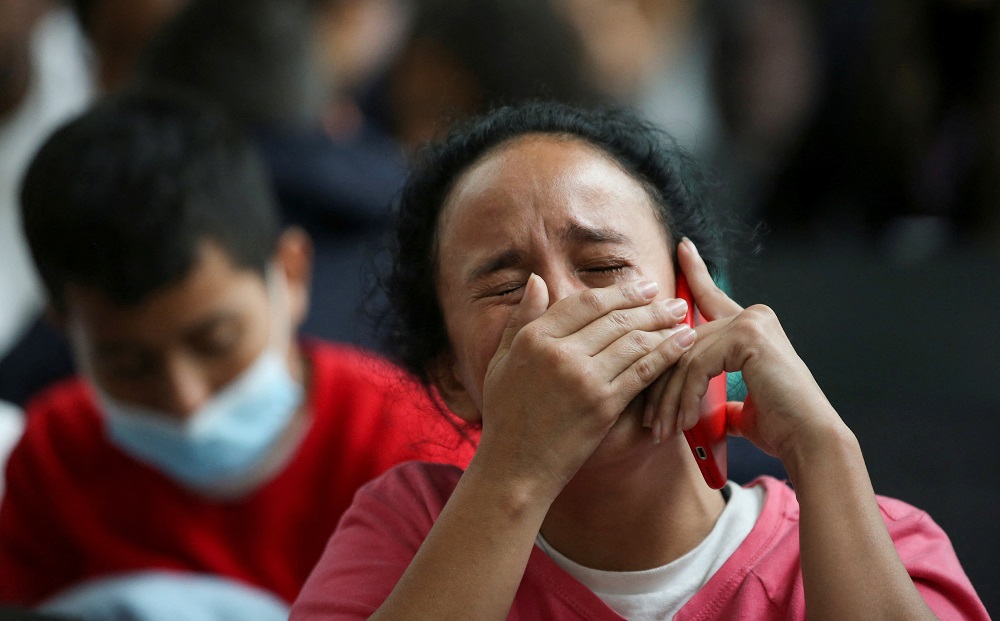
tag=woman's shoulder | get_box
[751,477,978,586]
[290,462,466,618]
[748,475,943,534]
[366,460,465,489]
[697,477,984,620]
[746,475,947,540]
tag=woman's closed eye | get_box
[483,266,633,296]
[579,262,636,281]
[491,280,527,297]
[469,278,528,300]
[582,264,628,275]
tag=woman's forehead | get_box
[450,133,618,192]
[433,135,671,287]
[438,134,659,237]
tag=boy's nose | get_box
[160,360,213,419]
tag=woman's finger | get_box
[649,318,735,441]
[642,370,669,430]
[610,326,697,401]
[572,297,688,357]
[539,280,662,339]
[676,238,742,321]
[492,273,550,363]
[724,398,776,456]
[645,369,675,443]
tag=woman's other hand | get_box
[649,238,846,465]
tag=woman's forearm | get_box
[784,415,938,621]
[369,450,552,621]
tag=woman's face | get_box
[434,135,677,444]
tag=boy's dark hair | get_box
[20,86,281,311]
[385,101,727,387]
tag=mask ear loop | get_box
[264,263,293,357]
[66,312,107,393]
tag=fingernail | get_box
[676,408,687,433]
[652,419,662,444]
[636,280,659,299]
[525,273,538,291]
[675,326,696,348]
[682,237,700,257]
[665,298,688,319]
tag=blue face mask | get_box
[98,350,304,488]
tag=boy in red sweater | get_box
[0,87,473,614]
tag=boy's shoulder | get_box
[303,339,476,468]
[304,339,406,386]
[304,338,434,413]
[21,376,105,452]
[6,377,126,504]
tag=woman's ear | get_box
[427,352,482,423]
[274,227,313,329]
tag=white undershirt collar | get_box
[535,481,765,620]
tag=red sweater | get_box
[0,341,475,605]
[291,463,989,621]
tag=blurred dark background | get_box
[1,0,997,613]
[732,243,1000,615]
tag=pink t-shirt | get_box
[291,462,989,620]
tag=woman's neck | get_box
[539,434,725,572]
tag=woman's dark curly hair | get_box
[385,101,727,389]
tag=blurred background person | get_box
[0,0,92,406]
[0,87,473,618]
[1,0,189,408]
[0,400,24,500]
[747,0,1000,258]
[135,0,604,340]
[551,0,822,234]
[134,0,410,351]
[1,0,412,404]
[380,0,603,150]
[551,0,726,160]
[707,0,821,233]
[311,0,413,139]
[68,0,188,92]
[553,0,1000,258]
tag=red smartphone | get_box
[674,275,728,489]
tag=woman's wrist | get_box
[462,443,563,521]
[778,413,861,486]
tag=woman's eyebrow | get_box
[561,222,631,245]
